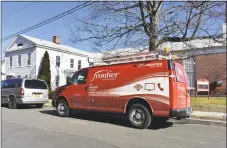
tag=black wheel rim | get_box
[129,108,145,125]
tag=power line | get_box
[2,1,39,18]
[2,2,92,41]
[2,2,93,42]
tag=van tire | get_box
[8,96,18,109]
[36,103,44,108]
[128,104,152,129]
[57,100,70,117]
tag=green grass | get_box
[191,97,226,113]
[44,100,52,107]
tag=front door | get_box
[65,69,89,109]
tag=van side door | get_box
[65,69,89,109]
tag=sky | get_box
[2,1,94,56]
[2,1,225,59]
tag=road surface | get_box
[2,106,226,148]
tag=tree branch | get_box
[139,2,150,36]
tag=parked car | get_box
[53,53,192,129]
[1,78,49,109]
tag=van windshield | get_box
[24,80,48,89]
[174,62,189,85]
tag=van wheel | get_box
[36,104,44,108]
[8,97,18,109]
[128,104,152,129]
[57,100,70,117]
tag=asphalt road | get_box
[2,106,226,148]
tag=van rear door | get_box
[173,62,190,109]
[23,79,48,99]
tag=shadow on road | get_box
[40,109,173,130]
[2,104,41,109]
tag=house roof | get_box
[102,38,226,58]
[6,34,94,57]
[5,34,226,59]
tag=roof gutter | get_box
[36,44,89,57]
[4,46,35,53]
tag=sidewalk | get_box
[191,111,226,120]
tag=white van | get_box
[1,78,49,109]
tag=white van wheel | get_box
[8,96,18,109]
[57,100,70,117]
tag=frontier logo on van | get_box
[91,70,120,81]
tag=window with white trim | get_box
[18,55,21,67]
[27,53,31,66]
[17,43,23,47]
[78,60,81,69]
[55,75,60,87]
[56,56,60,67]
[183,58,195,87]
[9,56,12,68]
[70,59,74,69]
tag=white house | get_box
[1,60,6,81]
[4,34,94,90]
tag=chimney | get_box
[53,36,60,44]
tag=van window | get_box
[2,81,8,88]
[1,80,5,88]
[12,79,22,88]
[71,69,88,84]
[24,80,47,89]
[3,79,22,88]
[174,62,189,84]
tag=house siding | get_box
[1,60,6,80]
[5,47,36,78]
[36,47,89,90]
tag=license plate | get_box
[33,94,40,97]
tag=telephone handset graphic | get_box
[157,83,164,91]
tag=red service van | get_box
[52,52,192,129]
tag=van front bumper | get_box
[170,107,193,118]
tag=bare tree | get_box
[69,1,226,54]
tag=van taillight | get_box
[20,88,24,96]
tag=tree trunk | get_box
[148,2,159,52]
[149,15,159,51]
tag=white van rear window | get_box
[24,80,47,89]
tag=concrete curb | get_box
[172,118,226,127]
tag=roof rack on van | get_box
[89,52,172,66]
